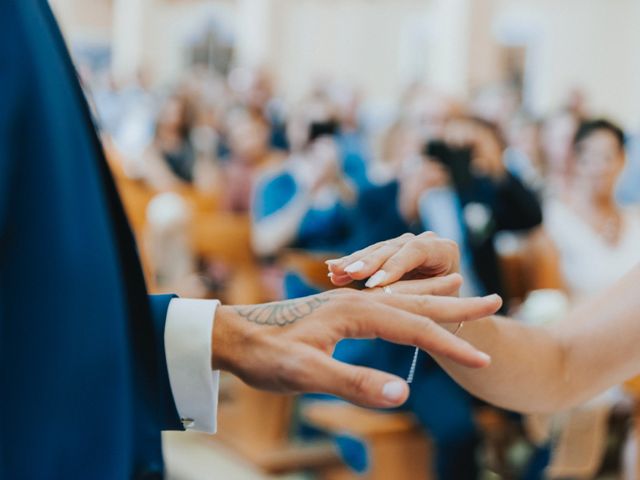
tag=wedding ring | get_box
[383,285,392,294]
[453,322,464,336]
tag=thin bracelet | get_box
[382,285,420,384]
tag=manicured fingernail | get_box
[365,270,387,288]
[382,381,406,402]
[325,259,340,266]
[345,260,365,274]
[327,272,334,278]
[476,352,492,365]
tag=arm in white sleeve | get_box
[164,298,220,433]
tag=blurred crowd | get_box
[88,66,640,479]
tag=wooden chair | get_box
[302,402,433,480]
[498,227,564,303]
[215,379,342,475]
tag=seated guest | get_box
[546,119,639,299]
[252,114,357,262]
[539,119,640,478]
[399,116,544,298]
[142,94,198,190]
[616,128,640,205]
[539,109,580,200]
[221,109,284,213]
[352,116,542,480]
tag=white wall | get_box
[51,0,640,127]
[493,0,640,127]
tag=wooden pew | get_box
[302,402,433,480]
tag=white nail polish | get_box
[382,381,406,402]
[344,260,365,274]
[365,270,387,288]
[327,272,334,278]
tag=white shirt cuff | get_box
[164,298,220,434]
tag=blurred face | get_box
[156,98,189,141]
[542,113,578,174]
[229,117,269,163]
[473,124,504,163]
[574,130,625,200]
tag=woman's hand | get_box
[327,232,460,289]
[212,277,501,409]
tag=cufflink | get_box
[181,418,195,429]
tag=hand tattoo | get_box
[234,295,330,326]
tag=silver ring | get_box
[383,285,392,294]
[453,322,464,336]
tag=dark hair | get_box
[573,118,625,150]
[468,116,507,149]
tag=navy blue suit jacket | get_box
[0,1,183,478]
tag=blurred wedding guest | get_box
[142,95,198,190]
[540,109,580,199]
[227,67,289,151]
[93,71,158,178]
[616,131,640,205]
[220,109,284,213]
[400,116,543,299]
[504,112,546,191]
[367,116,543,480]
[252,115,357,261]
[538,119,640,478]
[546,119,639,299]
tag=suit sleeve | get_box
[149,294,184,431]
[493,172,543,231]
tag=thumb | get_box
[305,352,410,408]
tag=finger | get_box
[370,274,463,297]
[369,236,459,287]
[304,352,410,408]
[328,271,355,286]
[343,302,491,368]
[371,293,502,324]
[326,243,385,274]
[326,234,415,275]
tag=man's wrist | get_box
[210,305,249,373]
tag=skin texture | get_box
[329,232,640,413]
[211,274,501,409]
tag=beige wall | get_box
[51,0,640,127]
[492,0,640,127]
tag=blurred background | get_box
[50,0,640,478]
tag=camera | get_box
[308,120,340,143]
[424,140,474,190]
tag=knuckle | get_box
[347,369,370,396]
[419,295,433,312]
[332,291,364,314]
[277,353,307,391]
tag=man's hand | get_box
[211,277,501,409]
[326,232,460,289]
